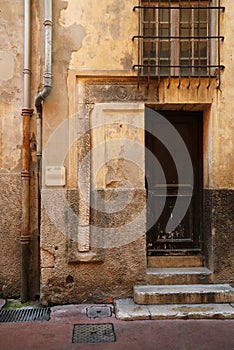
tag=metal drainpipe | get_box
[35,0,53,294]
[21,0,33,303]
[35,0,52,153]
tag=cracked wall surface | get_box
[0,1,24,297]
[0,0,233,301]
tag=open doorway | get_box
[145,108,203,266]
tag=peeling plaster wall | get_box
[0,0,233,301]
[0,0,40,298]
[38,0,234,303]
[59,0,136,70]
[0,1,23,172]
[0,1,24,297]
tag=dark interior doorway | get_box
[145,109,203,257]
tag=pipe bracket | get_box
[20,235,31,244]
[21,108,33,116]
[21,170,31,178]
[44,19,53,26]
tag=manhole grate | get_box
[0,308,50,323]
[86,306,112,318]
[72,323,116,343]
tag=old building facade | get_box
[0,0,233,304]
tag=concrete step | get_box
[114,298,234,320]
[146,267,213,285]
[134,284,234,305]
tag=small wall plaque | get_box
[45,166,66,186]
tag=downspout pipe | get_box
[35,0,52,111]
[35,0,53,296]
[35,0,52,160]
[35,0,53,176]
[21,0,33,303]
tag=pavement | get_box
[0,301,234,350]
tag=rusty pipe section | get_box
[21,0,33,302]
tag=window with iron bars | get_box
[132,0,225,87]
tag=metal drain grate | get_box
[72,323,116,343]
[0,308,50,323]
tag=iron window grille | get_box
[132,0,225,88]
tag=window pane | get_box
[143,59,156,76]
[194,24,207,37]
[180,60,189,76]
[159,59,170,76]
[194,59,208,75]
[159,24,169,37]
[194,41,207,58]
[194,8,207,22]
[143,24,156,37]
[180,8,190,22]
[180,42,190,58]
[143,8,156,22]
[159,8,169,22]
[160,41,170,58]
[141,2,210,78]
[181,26,190,37]
[143,41,156,58]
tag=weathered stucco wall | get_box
[39,0,233,303]
[0,0,40,299]
[0,0,233,301]
[0,0,24,297]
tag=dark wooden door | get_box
[145,109,203,256]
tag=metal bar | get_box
[147,0,151,86]
[178,0,181,87]
[157,0,162,88]
[133,6,225,10]
[217,0,221,89]
[207,0,211,88]
[197,0,201,88]
[133,35,224,40]
[4,310,11,322]
[167,0,171,88]
[137,0,141,86]
[133,64,224,68]
[134,1,224,84]
[184,0,191,87]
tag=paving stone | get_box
[114,298,234,320]
[148,303,234,320]
[114,298,150,320]
[0,299,6,310]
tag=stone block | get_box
[115,298,150,320]
[134,284,234,305]
[78,225,90,252]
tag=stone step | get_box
[114,298,234,320]
[148,255,203,268]
[134,284,234,305]
[146,267,213,285]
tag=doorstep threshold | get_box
[147,267,211,275]
[114,298,234,321]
